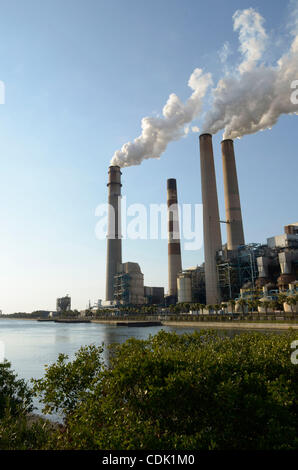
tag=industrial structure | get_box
[105,166,164,307]
[167,178,182,300]
[105,165,122,302]
[114,262,145,305]
[56,295,71,313]
[144,286,165,305]
[104,136,297,309]
[176,136,298,306]
[256,223,298,290]
[221,139,245,250]
[199,134,222,305]
[177,266,205,304]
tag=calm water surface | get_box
[0,319,282,419]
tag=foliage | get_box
[32,329,298,450]
[0,411,54,450]
[0,360,55,450]
[0,360,33,418]
[32,344,104,416]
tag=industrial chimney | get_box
[105,165,122,301]
[199,134,222,305]
[167,178,182,298]
[221,139,245,250]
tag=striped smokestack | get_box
[105,165,122,301]
[199,133,222,305]
[167,178,182,298]
[221,139,245,250]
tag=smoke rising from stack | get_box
[203,6,298,139]
[110,69,212,168]
[110,4,297,169]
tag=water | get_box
[0,319,283,420]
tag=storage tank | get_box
[177,274,192,303]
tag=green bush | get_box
[0,412,54,450]
[0,360,54,450]
[32,330,298,450]
[0,360,33,418]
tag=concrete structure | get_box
[221,139,245,250]
[144,286,165,305]
[177,266,206,304]
[255,224,298,291]
[114,262,145,305]
[199,134,222,304]
[106,166,122,301]
[56,295,71,313]
[285,223,298,235]
[167,178,182,297]
[177,273,192,303]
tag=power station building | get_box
[56,295,71,313]
[177,136,298,305]
[105,166,164,306]
[177,266,205,304]
[105,137,297,308]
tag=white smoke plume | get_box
[233,8,267,73]
[203,6,298,139]
[110,68,212,167]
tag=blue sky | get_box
[0,0,296,313]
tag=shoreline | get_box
[162,321,298,330]
[91,319,298,330]
[1,317,297,330]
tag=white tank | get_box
[177,275,192,303]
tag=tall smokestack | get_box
[167,178,182,298]
[199,134,222,305]
[105,165,122,301]
[221,139,245,250]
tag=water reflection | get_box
[0,319,284,419]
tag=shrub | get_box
[0,360,33,418]
[33,330,298,450]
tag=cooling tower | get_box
[105,165,122,301]
[221,139,245,250]
[199,134,222,305]
[167,178,182,297]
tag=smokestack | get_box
[167,178,182,298]
[199,134,222,305]
[221,139,245,250]
[105,166,122,301]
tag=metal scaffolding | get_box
[217,243,264,301]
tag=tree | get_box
[286,296,297,313]
[199,303,206,314]
[237,299,247,314]
[269,300,279,313]
[214,304,221,314]
[262,300,271,314]
[0,361,33,419]
[207,304,214,314]
[229,299,236,314]
[32,345,104,416]
[247,300,255,314]
[32,330,298,450]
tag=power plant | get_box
[221,139,245,251]
[105,166,164,307]
[105,165,122,302]
[199,133,222,305]
[167,178,182,301]
[104,136,298,308]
